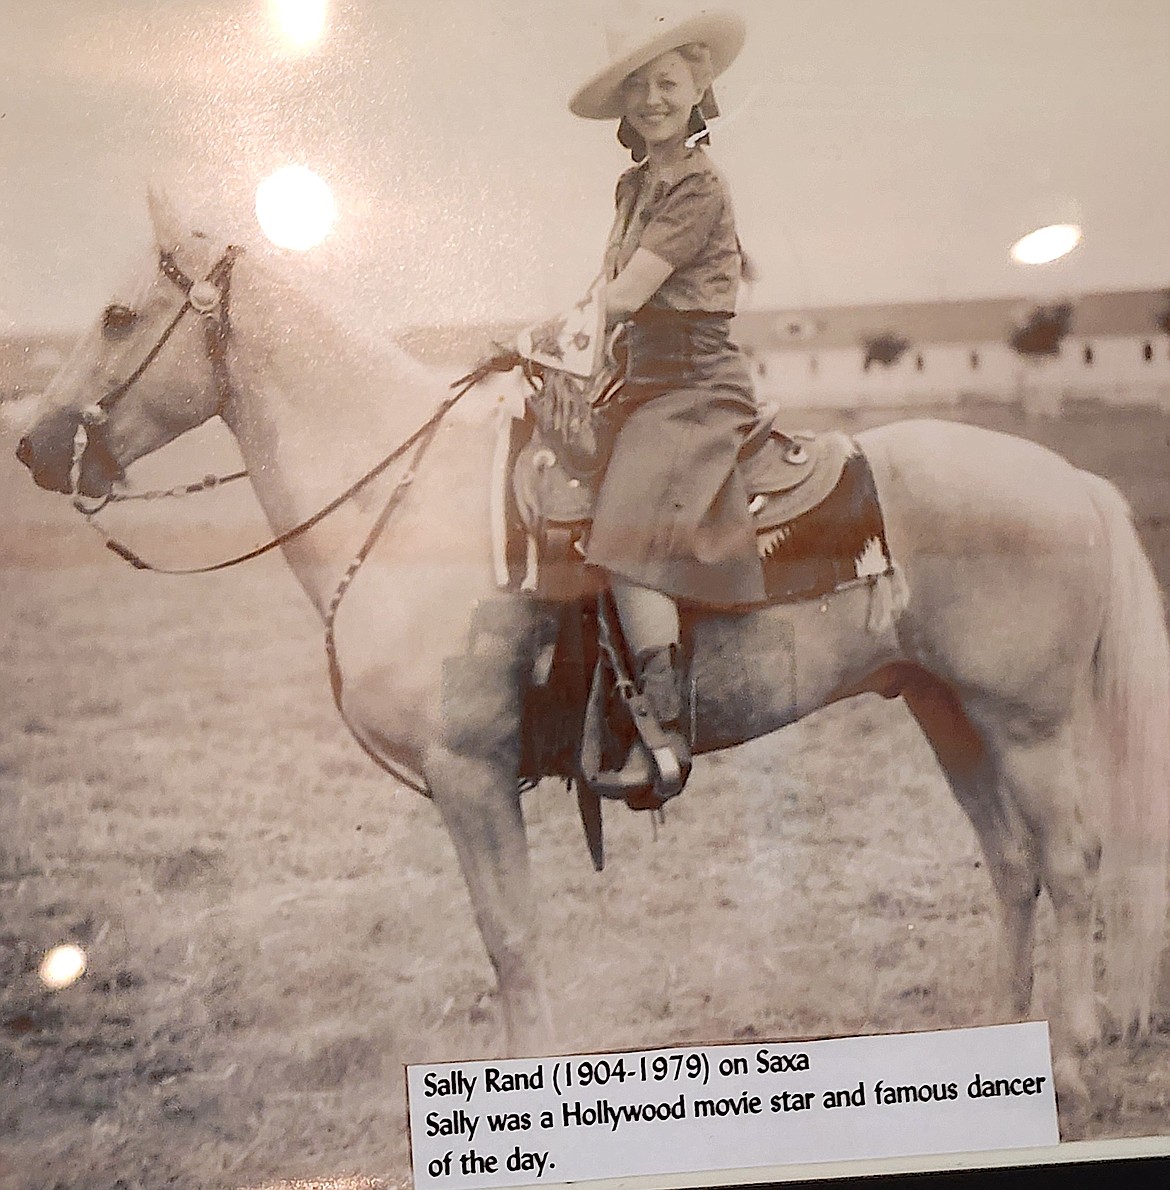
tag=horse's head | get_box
[17,189,244,498]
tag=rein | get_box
[80,373,479,576]
[77,468,249,515]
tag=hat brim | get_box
[569,10,746,121]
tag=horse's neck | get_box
[221,261,476,606]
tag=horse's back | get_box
[859,418,1110,704]
[859,417,1095,512]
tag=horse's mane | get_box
[244,245,445,398]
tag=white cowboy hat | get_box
[569,5,746,121]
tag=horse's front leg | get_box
[428,751,554,1056]
[422,618,554,1055]
[343,582,554,1053]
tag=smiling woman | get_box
[255,165,338,250]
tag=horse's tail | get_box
[1085,470,1170,1035]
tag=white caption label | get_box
[407,1022,1059,1189]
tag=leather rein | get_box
[74,244,487,795]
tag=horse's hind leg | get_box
[901,675,1042,1022]
[904,677,1099,1124]
[991,723,1102,1123]
[994,726,1101,1048]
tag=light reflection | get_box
[39,943,87,990]
[270,0,328,49]
[1010,223,1083,265]
[255,165,338,251]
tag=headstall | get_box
[99,245,242,420]
[72,245,246,509]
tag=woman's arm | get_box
[605,247,673,323]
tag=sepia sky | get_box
[2,0,1170,335]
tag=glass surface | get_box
[2,3,1170,1188]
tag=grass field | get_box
[2,397,1170,1190]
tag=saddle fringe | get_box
[867,563,910,634]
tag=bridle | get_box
[70,241,490,795]
[72,244,246,508]
[110,244,242,418]
[82,244,242,436]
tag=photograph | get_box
[3,2,1170,1188]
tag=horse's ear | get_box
[146,185,185,255]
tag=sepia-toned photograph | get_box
[3,2,1170,1187]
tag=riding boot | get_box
[626,644,692,811]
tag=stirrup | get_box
[580,660,689,809]
[600,682,690,810]
[579,598,692,810]
[588,732,686,806]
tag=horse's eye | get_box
[102,304,138,338]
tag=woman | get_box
[570,7,765,799]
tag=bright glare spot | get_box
[1010,223,1083,265]
[39,944,87,990]
[271,0,327,49]
[255,166,337,251]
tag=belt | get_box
[623,310,735,388]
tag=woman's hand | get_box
[452,342,524,389]
[551,381,578,435]
[605,248,673,323]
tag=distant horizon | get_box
[5,280,1168,341]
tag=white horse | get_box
[17,193,1170,1122]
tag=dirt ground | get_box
[2,399,1170,1190]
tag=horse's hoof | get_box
[1052,1055,1095,1137]
[1067,1003,1102,1054]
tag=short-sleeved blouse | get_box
[605,147,741,315]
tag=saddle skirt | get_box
[478,404,905,851]
[494,408,895,606]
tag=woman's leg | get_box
[610,579,679,656]
[609,577,691,798]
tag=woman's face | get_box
[619,49,703,152]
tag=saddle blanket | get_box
[493,414,896,606]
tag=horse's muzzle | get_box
[15,404,123,496]
[15,425,72,493]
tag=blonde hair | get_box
[676,43,715,97]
